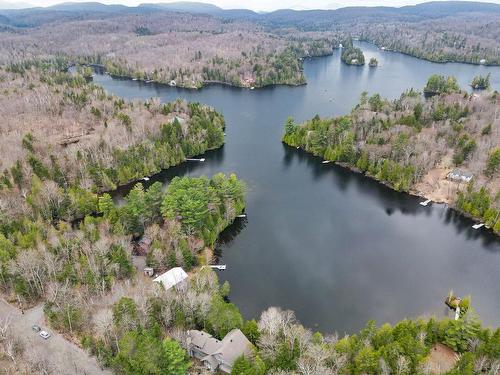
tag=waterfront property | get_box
[447,169,473,183]
[186,329,253,373]
[153,267,188,290]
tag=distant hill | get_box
[47,2,129,13]
[139,1,222,13]
[400,1,500,16]
[1,0,499,29]
[138,2,258,18]
[0,0,32,9]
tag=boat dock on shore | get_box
[209,265,227,270]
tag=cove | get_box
[93,42,500,334]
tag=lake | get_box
[93,42,500,334]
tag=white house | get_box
[153,267,188,290]
[447,169,473,183]
[187,329,253,373]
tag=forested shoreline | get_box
[102,39,336,89]
[0,59,254,374]
[283,75,500,234]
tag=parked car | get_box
[32,325,41,332]
[39,330,51,339]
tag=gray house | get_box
[186,329,253,373]
[447,169,473,183]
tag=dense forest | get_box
[0,171,247,374]
[0,12,338,89]
[357,14,500,66]
[283,75,500,232]
[0,63,225,226]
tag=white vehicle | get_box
[39,330,51,339]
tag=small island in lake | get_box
[368,57,378,67]
[341,38,365,65]
[423,74,460,96]
[471,73,491,90]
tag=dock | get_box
[142,177,150,181]
[472,223,484,230]
[186,158,205,162]
[322,160,331,164]
[209,265,227,270]
[236,214,247,218]
[419,199,431,206]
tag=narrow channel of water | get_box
[94,42,500,333]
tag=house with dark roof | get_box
[186,329,253,373]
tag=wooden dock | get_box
[186,158,205,162]
[209,265,227,270]
[472,223,484,230]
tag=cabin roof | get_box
[188,330,221,353]
[153,267,188,289]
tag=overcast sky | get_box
[4,0,500,11]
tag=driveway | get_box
[0,299,112,375]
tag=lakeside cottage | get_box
[187,329,253,373]
[153,267,188,290]
[447,169,473,183]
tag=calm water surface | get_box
[94,42,500,334]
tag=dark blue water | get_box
[94,42,500,334]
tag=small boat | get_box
[250,87,255,90]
